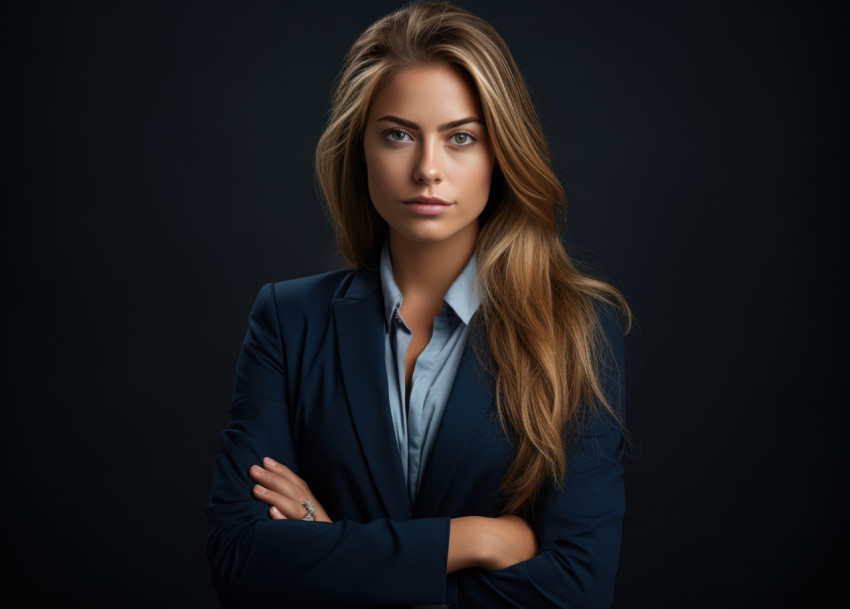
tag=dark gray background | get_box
[2,0,846,606]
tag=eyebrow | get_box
[375,115,483,131]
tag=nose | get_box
[413,139,442,185]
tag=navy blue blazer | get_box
[206,262,627,608]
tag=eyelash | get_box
[381,128,478,148]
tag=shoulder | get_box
[250,268,354,313]
[585,299,629,428]
[269,269,354,307]
[594,300,627,364]
[242,269,356,338]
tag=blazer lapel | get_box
[414,322,496,517]
[331,266,412,521]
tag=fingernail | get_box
[263,457,274,466]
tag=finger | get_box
[251,462,332,523]
[252,484,314,520]
[269,505,287,520]
[249,465,303,500]
[262,457,308,489]
[251,460,303,491]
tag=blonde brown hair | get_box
[316,1,631,515]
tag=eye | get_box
[383,129,412,142]
[449,131,477,147]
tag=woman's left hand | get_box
[248,457,333,523]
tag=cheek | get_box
[465,156,494,205]
[461,145,494,180]
[366,152,405,198]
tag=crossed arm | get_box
[248,457,538,573]
[207,283,626,608]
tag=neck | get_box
[388,226,477,305]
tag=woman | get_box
[207,2,631,607]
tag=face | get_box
[363,63,495,250]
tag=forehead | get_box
[367,63,483,122]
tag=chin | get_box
[394,225,479,249]
[397,231,454,245]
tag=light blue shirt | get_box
[380,241,480,504]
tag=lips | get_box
[401,195,453,216]
[403,195,451,206]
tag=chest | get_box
[282,321,514,520]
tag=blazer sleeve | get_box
[206,283,452,607]
[448,309,628,609]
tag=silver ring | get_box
[301,500,316,521]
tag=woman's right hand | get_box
[447,514,538,573]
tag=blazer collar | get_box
[331,260,495,519]
[413,321,495,517]
[332,260,412,520]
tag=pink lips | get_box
[401,196,453,216]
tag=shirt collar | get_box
[380,241,404,326]
[379,240,480,328]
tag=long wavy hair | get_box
[315,1,631,515]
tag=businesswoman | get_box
[207,3,631,607]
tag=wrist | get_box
[447,516,492,573]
